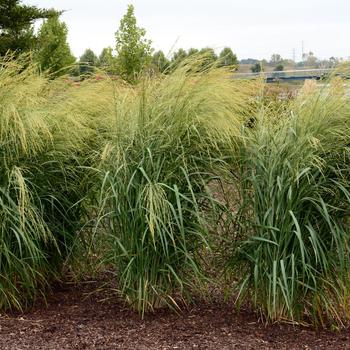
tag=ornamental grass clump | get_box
[0,55,89,310]
[97,58,258,315]
[230,76,350,327]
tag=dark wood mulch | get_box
[0,281,349,350]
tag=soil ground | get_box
[0,281,350,350]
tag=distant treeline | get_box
[0,0,342,82]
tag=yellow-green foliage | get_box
[229,74,350,327]
[95,59,260,315]
[0,56,51,164]
[0,55,90,310]
[2,53,350,330]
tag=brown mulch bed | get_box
[0,282,349,350]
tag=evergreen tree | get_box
[0,0,58,56]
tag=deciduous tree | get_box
[270,53,282,64]
[187,48,199,56]
[199,47,218,70]
[218,47,238,67]
[36,15,75,77]
[152,50,169,72]
[98,47,117,74]
[171,48,187,68]
[79,48,98,75]
[251,62,262,73]
[274,64,284,72]
[115,4,153,83]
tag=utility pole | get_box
[301,41,304,61]
[292,48,296,64]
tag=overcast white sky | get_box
[24,0,349,61]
